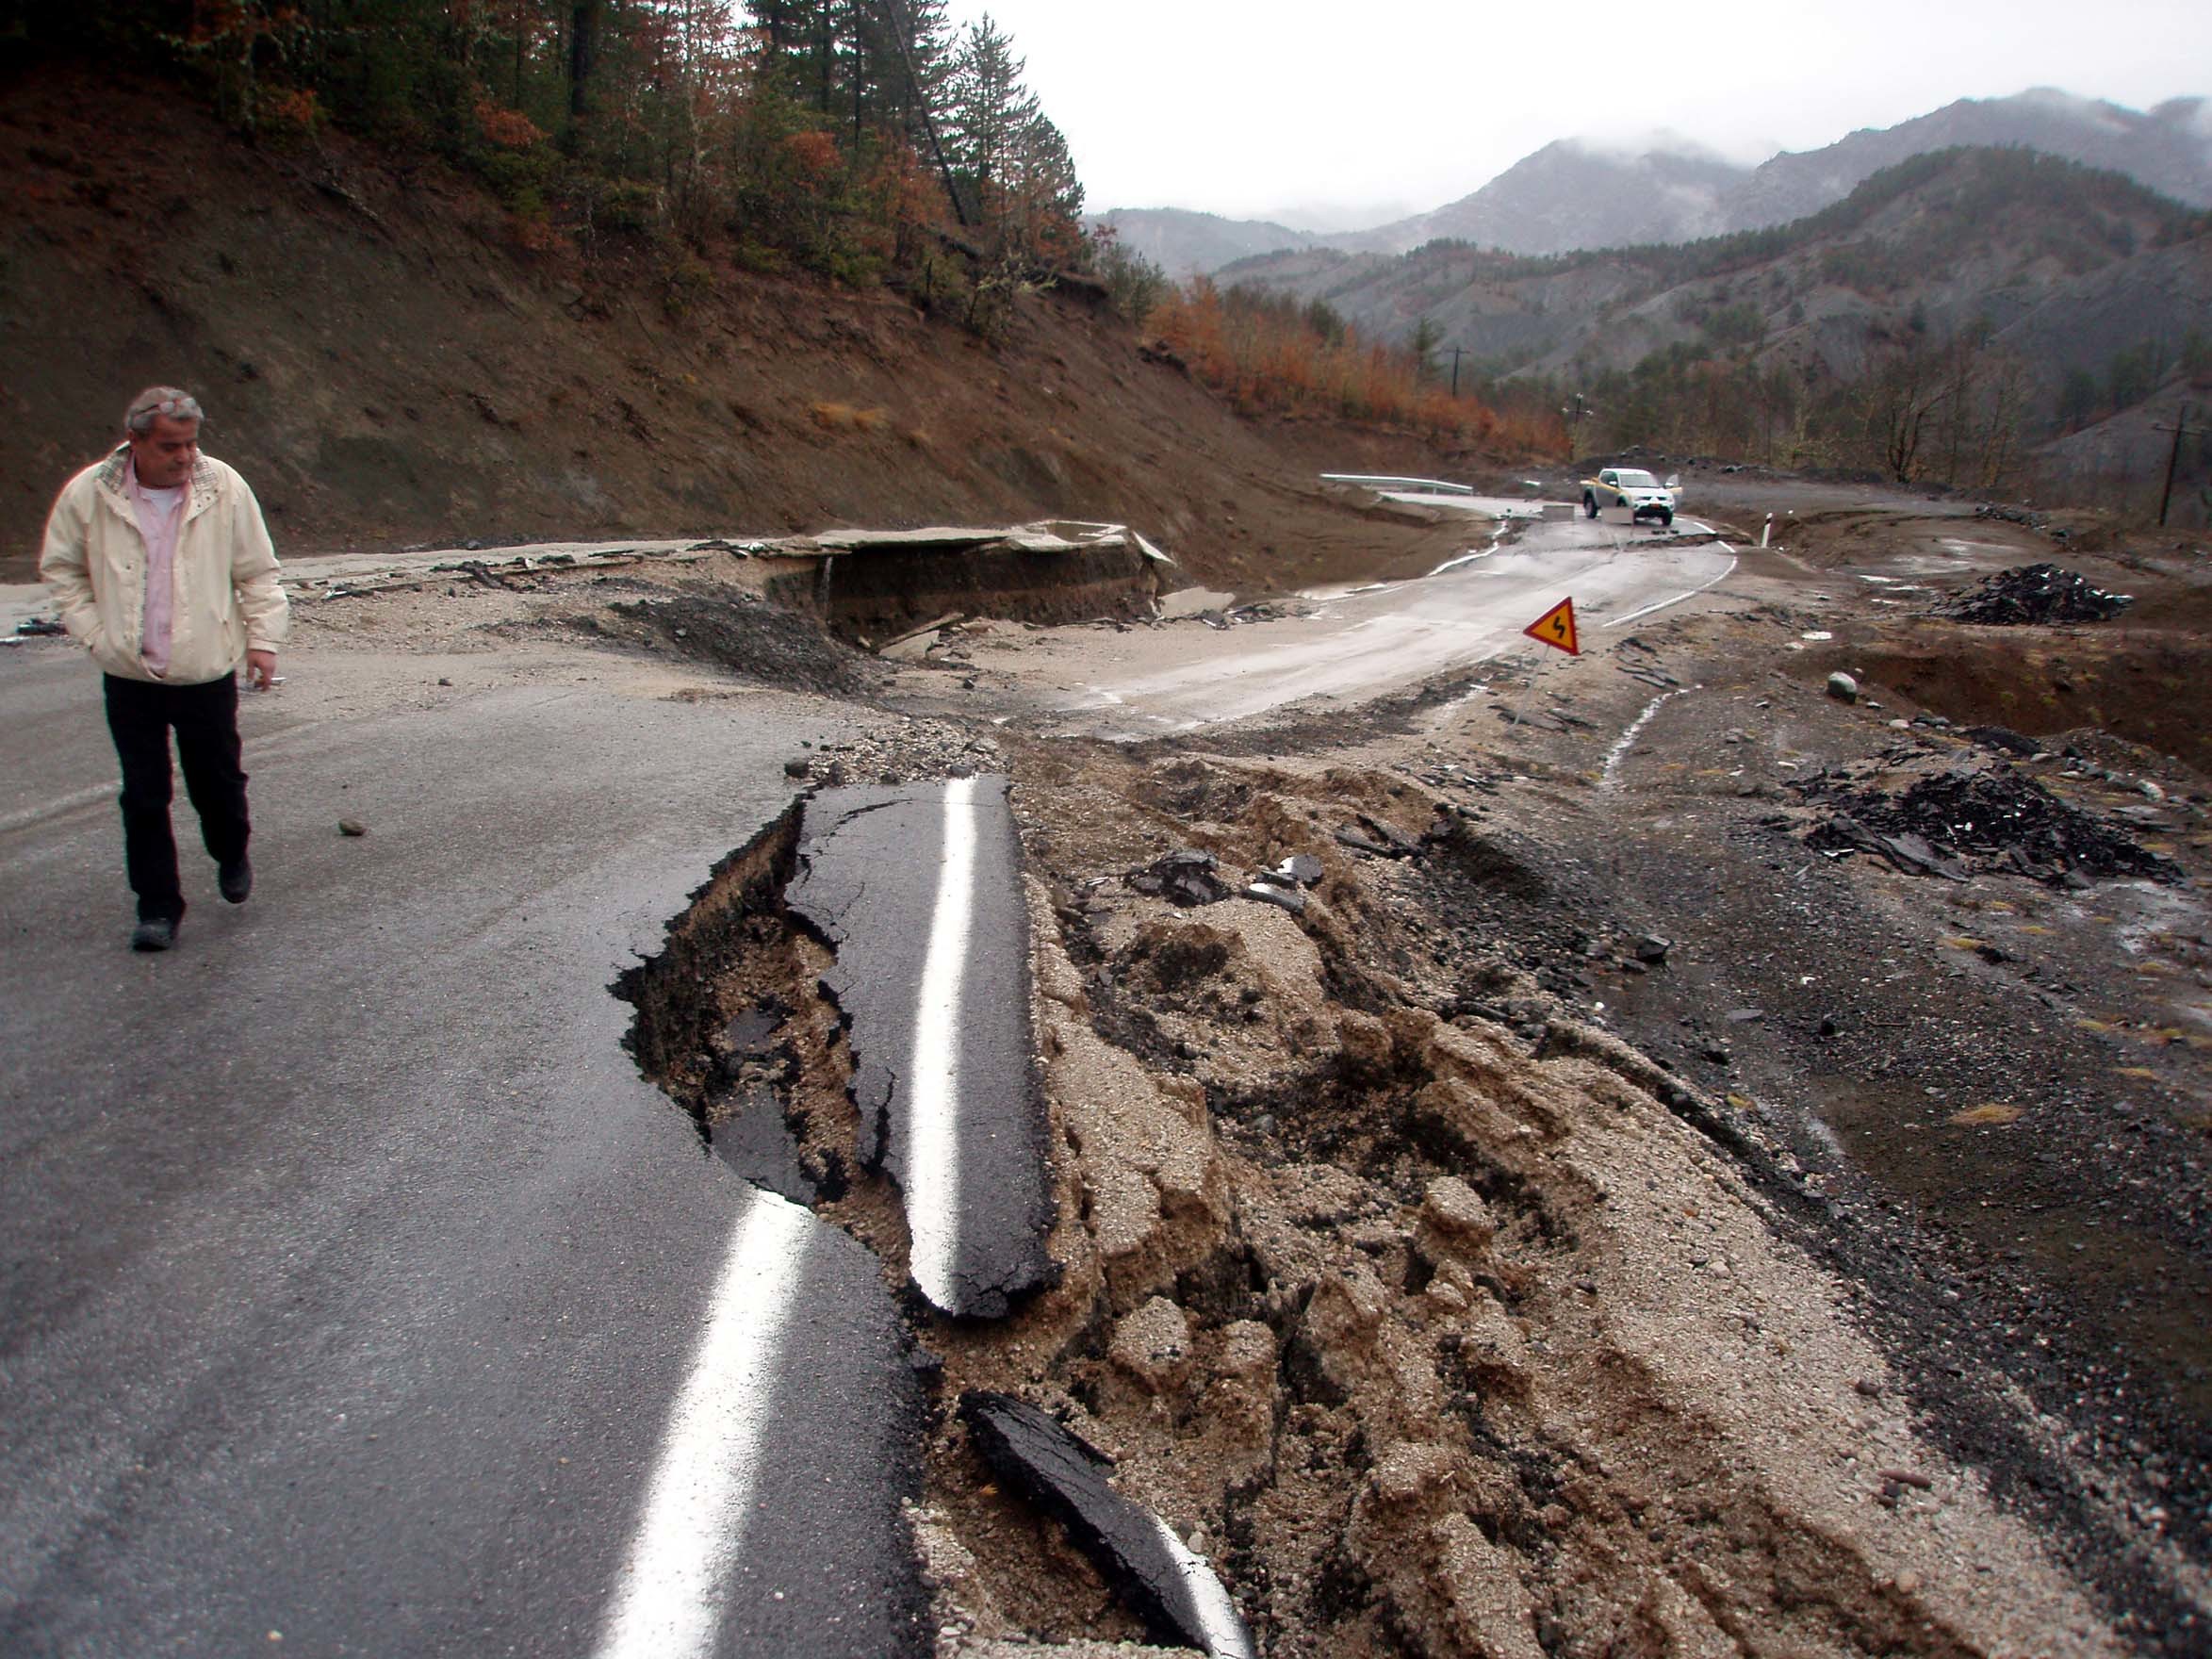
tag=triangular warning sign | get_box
[1523,596,1580,656]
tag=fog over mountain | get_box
[1096,88,2211,278]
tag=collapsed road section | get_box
[786,775,1057,1319]
[614,774,1057,1325]
[610,762,1253,1651]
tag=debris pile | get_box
[1972,501,2071,540]
[1794,762,2181,885]
[1126,847,1329,913]
[1126,848,1233,908]
[1933,564,2131,626]
[586,587,883,696]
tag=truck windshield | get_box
[1615,470,1660,487]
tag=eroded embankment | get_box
[762,542,1164,643]
[609,728,2138,1657]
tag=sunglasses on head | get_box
[131,395,203,424]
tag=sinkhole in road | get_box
[611,798,920,1291]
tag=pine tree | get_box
[942,14,1038,237]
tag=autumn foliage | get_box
[1148,281,1559,452]
[32,0,1087,298]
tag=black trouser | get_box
[102,672,250,922]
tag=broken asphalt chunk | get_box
[1253,852,1324,891]
[959,1392,1254,1659]
[1361,815,1423,855]
[1333,825,1403,859]
[1128,848,1233,907]
[784,778,1055,1318]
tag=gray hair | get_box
[124,386,204,435]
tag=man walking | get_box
[39,386,290,951]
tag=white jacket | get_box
[40,447,290,685]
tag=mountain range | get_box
[1096,89,2212,276]
[1223,145,2209,378]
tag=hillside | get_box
[0,71,1473,591]
[1335,137,1745,258]
[1727,88,2212,232]
[1207,148,2212,505]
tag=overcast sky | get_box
[943,1,2209,229]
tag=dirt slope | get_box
[0,67,1486,594]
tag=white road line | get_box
[906,775,979,1308]
[1150,1514,1255,1659]
[592,1190,814,1659]
[1602,690,1688,790]
[1601,549,1739,628]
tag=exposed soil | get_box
[0,66,1494,600]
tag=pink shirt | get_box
[125,460,187,678]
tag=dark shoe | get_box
[219,856,253,904]
[131,915,178,952]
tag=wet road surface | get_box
[1050,517,1735,739]
[786,776,1055,1318]
[0,656,926,1657]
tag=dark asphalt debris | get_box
[1934,564,2133,626]
[591,586,880,696]
[1128,848,1233,907]
[1794,763,2180,885]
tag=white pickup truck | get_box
[1581,467,1679,527]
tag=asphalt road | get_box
[0,653,926,1657]
[1049,517,1736,739]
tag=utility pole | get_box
[1561,392,1594,459]
[2154,402,2204,528]
[1449,346,1464,400]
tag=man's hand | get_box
[245,649,277,691]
